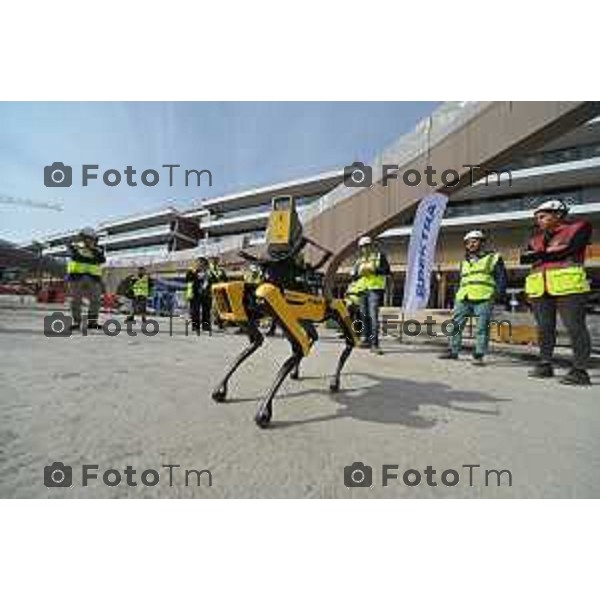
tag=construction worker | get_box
[67,227,105,331]
[439,230,507,365]
[125,266,152,323]
[185,258,208,334]
[207,256,228,330]
[351,235,390,354]
[521,199,593,385]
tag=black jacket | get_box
[186,269,209,299]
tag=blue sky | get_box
[0,102,439,243]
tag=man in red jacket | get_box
[521,199,592,385]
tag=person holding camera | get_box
[521,199,593,385]
[67,227,106,331]
[351,235,390,354]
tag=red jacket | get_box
[528,219,592,270]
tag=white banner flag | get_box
[402,193,448,313]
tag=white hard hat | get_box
[80,227,97,238]
[463,230,485,241]
[534,198,569,215]
[358,235,372,247]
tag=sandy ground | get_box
[1,307,599,498]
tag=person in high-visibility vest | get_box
[439,230,507,365]
[521,199,593,385]
[351,236,390,354]
[207,257,228,331]
[125,266,153,324]
[185,258,209,334]
[67,227,106,331]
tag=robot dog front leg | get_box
[328,300,357,393]
[212,321,263,402]
[255,348,303,428]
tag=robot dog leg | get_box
[211,321,263,403]
[327,299,356,393]
[290,321,318,381]
[255,345,303,428]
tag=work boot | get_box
[472,354,485,366]
[438,349,459,360]
[559,368,591,386]
[528,362,554,379]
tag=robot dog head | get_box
[266,195,303,259]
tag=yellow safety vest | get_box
[345,279,366,306]
[67,261,103,277]
[209,265,227,283]
[132,275,149,298]
[525,266,590,298]
[456,253,499,301]
[356,252,386,291]
[185,281,195,301]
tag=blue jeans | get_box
[448,299,494,356]
[359,289,384,347]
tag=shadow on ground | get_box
[221,372,511,430]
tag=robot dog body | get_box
[211,196,357,428]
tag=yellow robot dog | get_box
[211,195,358,428]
